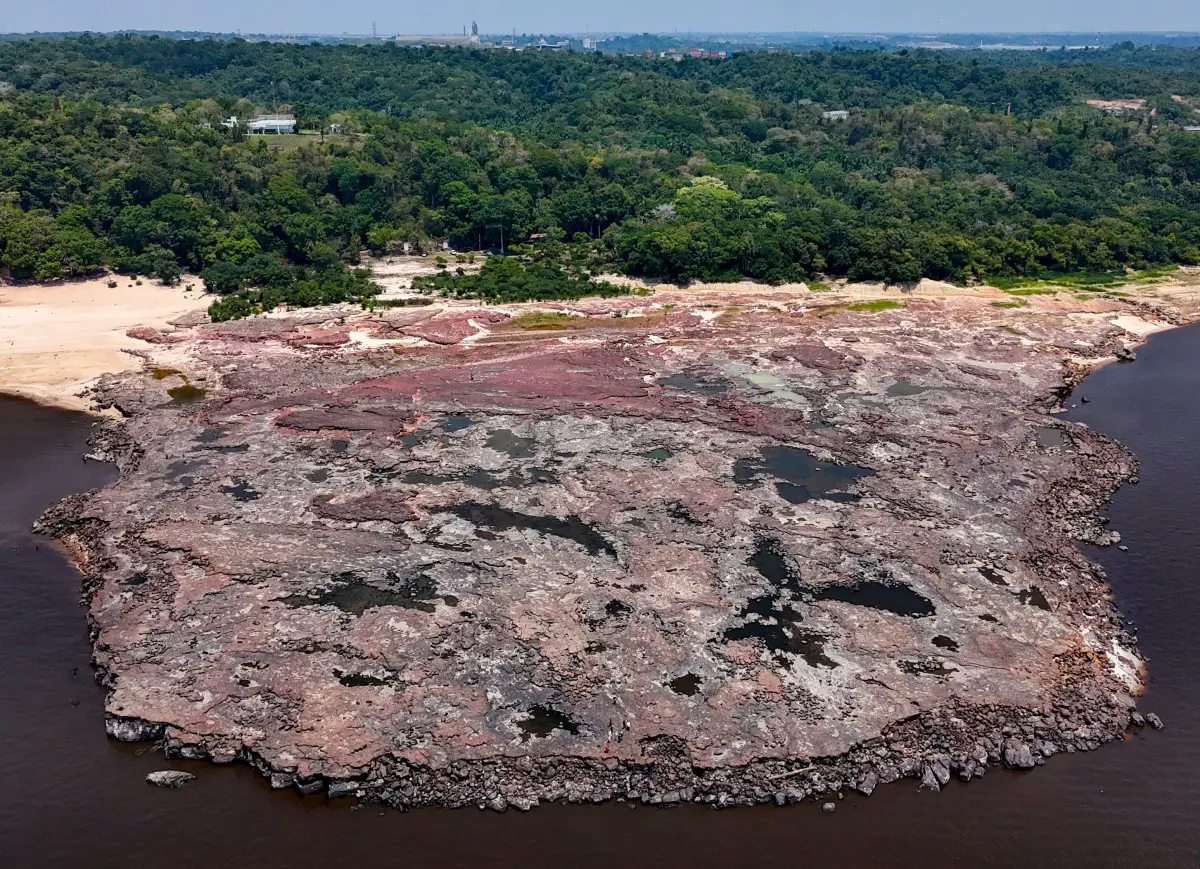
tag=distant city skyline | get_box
[3,1,1199,37]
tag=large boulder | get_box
[1002,740,1036,769]
[146,770,195,789]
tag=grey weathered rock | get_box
[1115,347,1137,362]
[919,766,941,791]
[855,772,878,796]
[1002,740,1036,769]
[1145,713,1164,730]
[106,716,162,743]
[931,759,951,786]
[821,802,836,813]
[487,795,508,812]
[146,770,195,789]
[327,780,358,799]
[1130,712,1146,728]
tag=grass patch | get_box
[846,299,903,312]
[362,297,433,309]
[987,264,1180,293]
[992,299,1028,308]
[246,132,358,152]
[1003,287,1058,296]
[508,311,588,330]
[808,280,831,292]
[1128,264,1180,281]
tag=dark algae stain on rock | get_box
[1018,586,1052,611]
[281,571,442,615]
[517,705,582,740]
[447,502,616,557]
[485,429,536,458]
[668,673,702,696]
[811,579,936,618]
[897,658,958,678]
[219,479,261,502]
[441,414,474,432]
[659,373,729,394]
[721,538,837,669]
[886,379,934,397]
[335,669,392,687]
[1035,427,1069,450]
[734,445,873,504]
[167,382,208,404]
[979,566,1009,586]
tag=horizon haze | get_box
[3,1,1200,38]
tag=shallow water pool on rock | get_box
[734,445,873,504]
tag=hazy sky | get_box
[3,1,1198,36]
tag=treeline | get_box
[0,36,1198,307]
[412,256,630,304]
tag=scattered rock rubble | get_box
[38,287,1198,810]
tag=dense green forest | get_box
[1,36,1199,314]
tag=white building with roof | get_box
[247,114,297,134]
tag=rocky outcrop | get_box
[44,290,1175,810]
[146,770,195,788]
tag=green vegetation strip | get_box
[846,299,903,312]
[0,37,1197,322]
[412,258,633,305]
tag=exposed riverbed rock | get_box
[40,288,1191,810]
[146,770,195,788]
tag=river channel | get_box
[1,324,1198,867]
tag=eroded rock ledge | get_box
[39,287,1195,809]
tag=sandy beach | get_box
[0,276,212,412]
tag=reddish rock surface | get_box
[42,285,1197,809]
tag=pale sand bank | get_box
[0,277,212,412]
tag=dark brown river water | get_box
[2,325,1199,868]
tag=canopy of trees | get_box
[0,36,1198,318]
[412,256,629,303]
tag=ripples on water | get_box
[2,326,1199,868]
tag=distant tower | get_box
[372,22,377,39]
[471,21,478,37]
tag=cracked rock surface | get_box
[42,284,1200,808]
